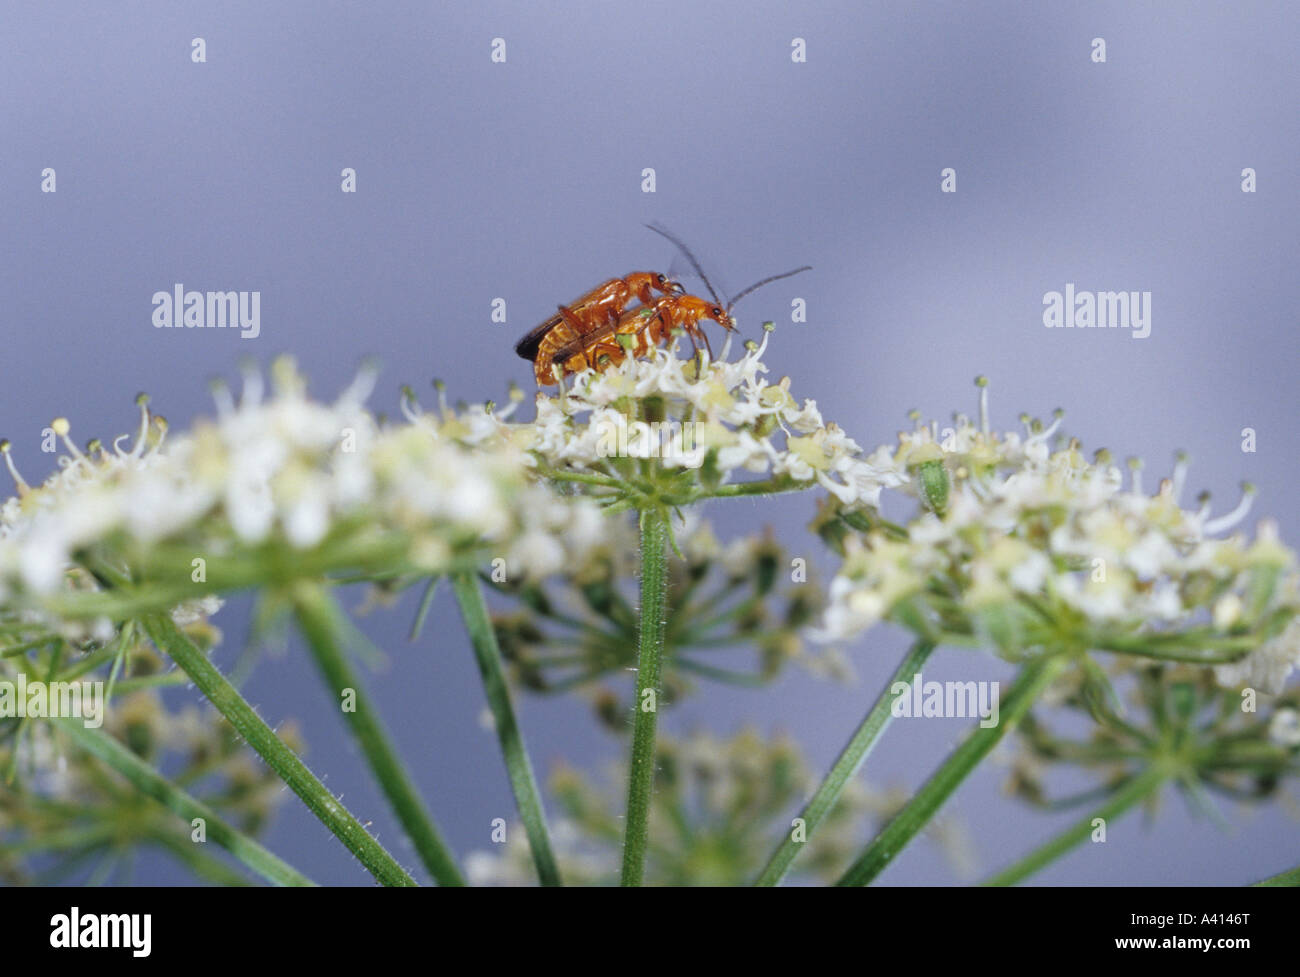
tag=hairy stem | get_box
[620,505,670,886]
[143,613,417,886]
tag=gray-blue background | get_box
[2,1,1297,884]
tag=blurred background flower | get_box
[465,728,975,885]
[0,686,296,885]
[485,517,842,727]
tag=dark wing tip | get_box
[514,336,542,360]
[515,314,565,361]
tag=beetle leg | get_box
[685,327,701,356]
[699,324,714,361]
[592,339,624,369]
[557,304,585,333]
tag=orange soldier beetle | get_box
[540,226,811,383]
[517,224,810,385]
[542,293,731,381]
[514,272,684,385]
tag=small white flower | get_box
[1269,707,1300,747]
[1213,594,1243,630]
[171,595,225,626]
[1215,617,1300,694]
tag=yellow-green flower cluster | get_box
[815,389,1299,692]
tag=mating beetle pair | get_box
[514,225,810,385]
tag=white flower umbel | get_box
[479,329,904,511]
[0,358,603,621]
[815,380,1300,692]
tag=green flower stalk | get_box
[755,640,934,886]
[450,570,559,886]
[144,613,417,886]
[621,505,670,885]
[292,582,464,886]
[837,653,1070,886]
[1255,865,1300,887]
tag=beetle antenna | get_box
[644,223,726,309]
[726,266,812,315]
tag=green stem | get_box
[837,653,1069,886]
[696,478,806,499]
[408,576,440,641]
[755,640,935,886]
[449,571,561,886]
[54,717,315,887]
[141,613,417,887]
[290,582,464,886]
[536,467,623,489]
[620,505,670,886]
[982,766,1167,886]
[1093,640,1254,665]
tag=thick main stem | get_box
[292,583,465,886]
[142,613,417,887]
[755,640,935,886]
[620,505,670,886]
[982,766,1166,886]
[837,653,1068,886]
[450,571,561,886]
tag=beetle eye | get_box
[712,307,723,318]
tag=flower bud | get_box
[917,458,950,516]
